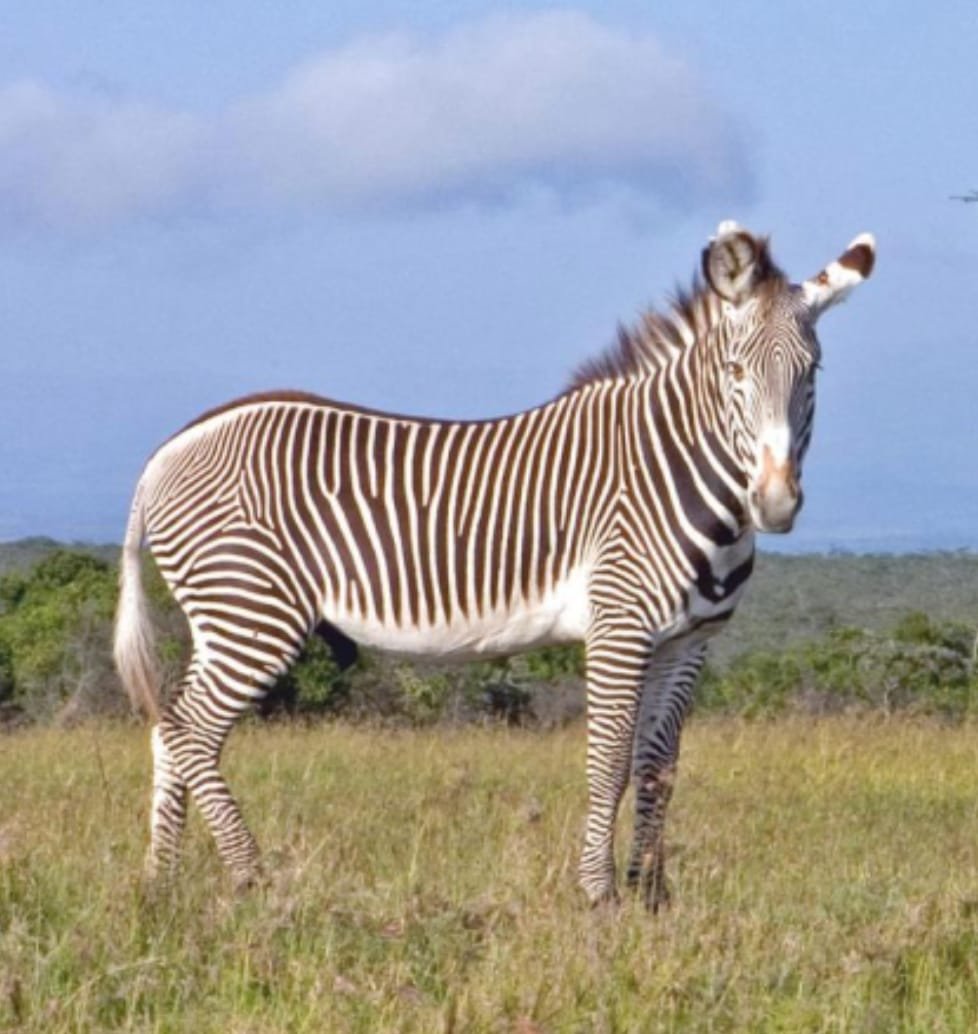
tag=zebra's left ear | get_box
[702,220,772,306]
[801,233,876,318]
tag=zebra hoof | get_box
[626,866,672,913]
[643,877,672,914]
[586,886,621,912]
[230,866,264,896]
[140,851,179,892]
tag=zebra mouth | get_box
[748,486,802,534]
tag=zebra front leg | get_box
[144,724,189,884]
[579,623,652,906]
[626,641,706,912]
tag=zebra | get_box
[114,221,874,908]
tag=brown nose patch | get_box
[761,446,798,496]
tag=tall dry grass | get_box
[2,718,978,1032]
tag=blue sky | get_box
[1,1,977,551]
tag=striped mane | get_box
[567,237,783,392]
[566,281,713,391]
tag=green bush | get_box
[699,651,804,717]
[0,551,119,721]
[0,549,189,723]
[0,637,14,703]
[261,643,584,726]
[1,545,976,728]
[699,616,977,720]
[261,634,349,717]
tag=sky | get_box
[1,1,977,552]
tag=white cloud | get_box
[0,12,754,230]
[0,81,204,229]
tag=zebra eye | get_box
[726,361,746,383]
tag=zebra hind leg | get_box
[157,631,305,891]
[144,723,189,885]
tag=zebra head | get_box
[702,221,875,533]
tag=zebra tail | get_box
[113,483,161,723]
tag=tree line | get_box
[0,546,976,727]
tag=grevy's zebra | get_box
[115,222,874,908]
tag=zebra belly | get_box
[321,566,592,660]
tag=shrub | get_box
[1,546,976,727]
[0,551,119,722]
[0,549,186,723]
[699,618,978,720]
[260,635,348,717]
[260,643,582,726]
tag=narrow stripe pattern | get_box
[114,227,855,906]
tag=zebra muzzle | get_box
[750,449,802,533]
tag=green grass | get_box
[3,718,978,1032]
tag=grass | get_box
[3,718,978,1032]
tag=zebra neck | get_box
[623,367,751,549]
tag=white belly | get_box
[323,565,591,660]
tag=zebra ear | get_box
[702,221,767,306]
[801,233,876,317]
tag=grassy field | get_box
[3,719,978,1032]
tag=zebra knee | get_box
[156,710,191,757]
[156,710,225,786]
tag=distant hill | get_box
[716,551,978,665]
[2,539,976,666]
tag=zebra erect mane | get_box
[566,280,713,392]
[567,240,785,393]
